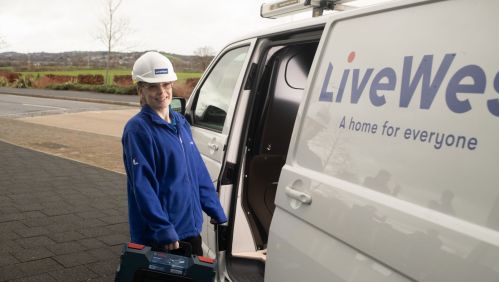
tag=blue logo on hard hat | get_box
[154,68,169,75]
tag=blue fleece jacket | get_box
[122,105,227,246]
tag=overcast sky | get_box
[0,0,384,55]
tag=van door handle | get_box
[208,143,219,151]
[285,186,312,205]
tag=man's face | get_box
[139,82,173,111]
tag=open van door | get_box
[187,29,323,281]
[185,39,256,262]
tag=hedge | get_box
[45,74,75,84]
[0,71,21,83]
[47,83,136,95]
[113,75,133,86]
[77,74,104,85]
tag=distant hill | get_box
[0,51,209,73]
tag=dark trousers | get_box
[179,235,203,256]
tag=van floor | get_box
[227,257,265,282]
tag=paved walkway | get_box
[19,108,139,139]
[0,141,128,281]
[0,118,127,174]
[0,89,134,281]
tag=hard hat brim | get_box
[134,73,178,83]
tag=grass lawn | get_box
[20,69,202,83]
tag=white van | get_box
[179,0,499,281]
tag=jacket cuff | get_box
[153,226,179,245]
[214,213,228,224]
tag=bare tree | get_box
[97,0,131,84]
[0,35,7,50]
[193,46,216,71]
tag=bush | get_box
[0,76,9,87]
[185,77,200,88]
[173,79,199,98]
[46,82,72,90]
[92,84,136,94]
[32,76,53,89]
[46,82,136,95]
[77,74,104,85]
[45,74,76,84]
[0,71,21,83]
[113,75,133,86]
[13,75,35,88]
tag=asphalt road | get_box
[0,87,139,107]
[0,93,129,118]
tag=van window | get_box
[193,46,250,132]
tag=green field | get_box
[20,69,202,83]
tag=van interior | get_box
[225,32,321,282]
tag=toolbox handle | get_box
[167,241,192,257]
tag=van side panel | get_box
[267,0,499,281]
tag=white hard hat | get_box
[132,51,177,83]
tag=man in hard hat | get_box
[122,51,227,255]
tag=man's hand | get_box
[165,241,180,251]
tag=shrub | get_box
[13,75,35,88]
[185,78,200,88]
[0,71,21,83]
[0,76,8,87]
[32,76,53,88]
[92,84,135,94]
[173,79,198,98]
[45,74,76,84]
[46,83,136,95]
[46,82,72,90]
[77,74,104,85]
[113,75,133,86]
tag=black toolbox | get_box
[115,242,216,282]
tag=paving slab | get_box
[0,141,127,281]
[0,89,146,281]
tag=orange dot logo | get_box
[347,51,356,63]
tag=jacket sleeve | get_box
[196,152,228,224]
[123,129,179,245]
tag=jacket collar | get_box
[140,105,182,129]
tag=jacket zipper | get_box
[177,128,197,228]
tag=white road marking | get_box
[21,103,67,110]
